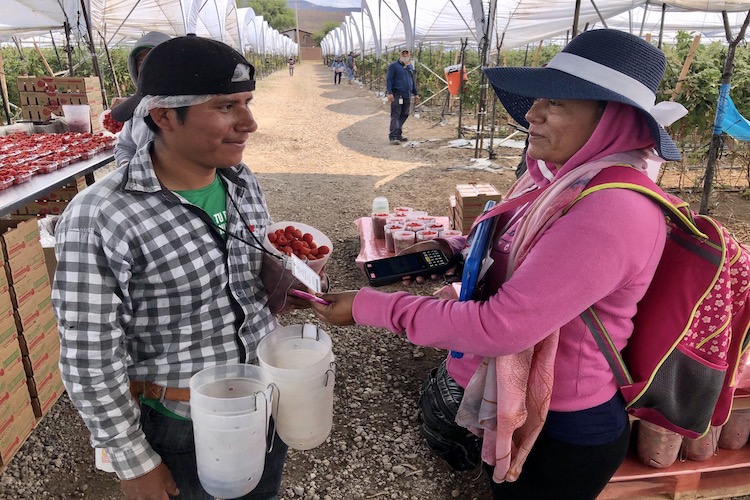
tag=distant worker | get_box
[386,49,419,145]
[345,51,356,83]
[331,56,345,85]
[113,32,171,167]
[287,56,296,76]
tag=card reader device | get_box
[365,249,452,287]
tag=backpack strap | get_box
[568,165,708,240]
[570,166,707,388]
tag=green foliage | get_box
[661,31,750,153]
[313,21,339,47]
[245,0,295,31]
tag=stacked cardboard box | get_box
[16,76,103,130]
[0,245,35,467]
[452,183,503,234]
[15,176,88,218]
[0,218,64,422]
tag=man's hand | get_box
[413,95,420,104]
[387,94,395,103]
[120,463,179,500]
[311,291,357,326]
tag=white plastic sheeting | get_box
[322,0,750,57]
[1,0,297,57]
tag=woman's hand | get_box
[310,291,357,326]
[282,268,330,311]
[398,240,456,285]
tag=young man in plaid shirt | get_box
[53,35,320,500]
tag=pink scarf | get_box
[455,103,660,484]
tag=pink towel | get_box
[455,151,652,484]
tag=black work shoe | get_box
[397,136,408,142]
[390,139,401,145]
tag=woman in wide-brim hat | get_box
[311,29,686,499]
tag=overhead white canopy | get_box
[322,0,750,57]
[1,0,297,57]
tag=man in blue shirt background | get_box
[386,49,419,145]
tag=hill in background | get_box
[287,1,359,34]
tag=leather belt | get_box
[129,380,191,403]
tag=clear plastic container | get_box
[403,222,425,233]
[392,230,416,254]
[392,206,413,213]
[439,229,463,238]
[384,224,404,253]
[371,196,389,215]
[683,425,721,461]
[372,213,389,239]
[426,223,445,233]
[257,324,335,451]
[189,364,273,499]
[718,409,750,449]
[637,420,682,468]
[416,230,440,241]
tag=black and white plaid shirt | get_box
[52,145,276,479]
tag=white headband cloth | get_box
[133,94,218,118]
[545,52,687,127]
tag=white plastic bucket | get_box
[257,324,335,450]
[189,364,273,499]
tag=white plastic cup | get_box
[384,224,404,253]
[372,213,389,239]
[189,364,273,499]
[439,229,462,238]
[393,230,416,254]
[392,206,413,213]
[416,230,440,241]
[62,104,91,133]
[257,324,335,450]
[404,221,425,233]
[405,212,428,221]
[427,223,445,233]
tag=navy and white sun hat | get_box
[483,29,687,161]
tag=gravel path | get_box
[1,60,748,500]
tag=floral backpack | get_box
[570,166,750,439]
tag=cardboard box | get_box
[0,218,40,262]
[0,341,23,394]
[22,200,69,217]
[0,373,29,418]
[0,394,35,466]
[16,76,100,94]
[14,298,41,334]
[6,243,45,286]
[31,375,63,419]
[0,265,9,294]
[10,266,48,309]
[0,290,12,323]
[26,356,60,399]
[0,314,18,350]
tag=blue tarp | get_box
[714,83,750,141]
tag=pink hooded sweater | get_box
[352,103,667,413]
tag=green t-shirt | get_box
[142,174,228,420]
[174,174,228,234]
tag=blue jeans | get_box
[140,405,288,500]
[389,97,410,140]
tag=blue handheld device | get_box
[451,200,498,358]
